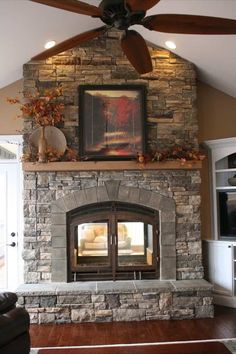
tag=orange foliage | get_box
[7,86,64,127]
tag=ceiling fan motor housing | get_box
[99,0,146,30]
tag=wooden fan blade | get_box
[30,0,102,17]
[121,30,152,74]
[32,26,107,60]
[143,14,236,34]
[125,0,160,12]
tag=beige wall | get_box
[198,81,236,142]
[0,79,23,135]
[197,81,236,239]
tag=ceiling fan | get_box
[30,0,236,74]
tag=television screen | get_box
[218,191,236,238]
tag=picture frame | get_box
[79,84,146,160]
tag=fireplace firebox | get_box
[68,202,159,281]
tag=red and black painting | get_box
[79,85,146,160]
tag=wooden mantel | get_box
[22,160,202,172]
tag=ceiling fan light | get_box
[44,40,56,49]
[165,41,176,50]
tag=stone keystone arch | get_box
[51,181,176,282]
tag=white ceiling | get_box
[1,0,236,97]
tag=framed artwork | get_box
[79,84,146,160]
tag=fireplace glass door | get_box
[68,202,159,281]
[77,221,109,265]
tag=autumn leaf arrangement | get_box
[137,145,206,165]
[7,86,78,162]
[7,85,64,126]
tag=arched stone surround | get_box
[51,180,176,282]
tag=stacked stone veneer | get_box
[23,170,203,283]
[23,29,200,283]
[23,29,198,152]
[20,29,211,322]
[17,280,213,324]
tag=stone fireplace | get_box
[51,181,175,282]
[17,29,213,323]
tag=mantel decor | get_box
[7,85,66,162]
[79,84,146,161]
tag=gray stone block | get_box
[195,305,214,318]
[63,194,77,211]
[51,260,67,282]
[105,294,120,309]
[161,245,176,257]
[92,295,105,303]
[149,193,162,210]
[85,187,98,204]
[73,190,87,207]
[51,213,66,225]
[105,180,120,200]
[129,187,140,204]
[51,225,66,237]
[40,296,57,307]
[57,295,91,304]
[171,279,213,291]
[52,248,66,260]
[97,186,109,202]
[160,197,175,212]
[51,199,66,213]
[39,313,56,324]
[139,189,152,205]
[71,309,95,322]
[161,222,175,237]
[161,232,175,246]
[113,309,145,321]
[161,211,176,223]
[118,185,130,201]
[161,257,176,280]
[52,236,67,248]
[159,292,172,310]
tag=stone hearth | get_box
[17,280,213,323]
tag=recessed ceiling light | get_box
[44,40,56,49]
[165,41,176,50]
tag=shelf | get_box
[216,186,236,190]
[22,160,202,172]
[216,168,236,173]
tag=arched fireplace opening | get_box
[67,202,159,281]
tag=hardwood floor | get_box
[30,306,236,348]
[37,342,231,354]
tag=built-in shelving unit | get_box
[204,137,236,308]
[215,157,236,189]
[22,160,202,172]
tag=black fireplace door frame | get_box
[68,202,159,281]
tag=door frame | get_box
[68,202,159,281]
[0,135,23,289]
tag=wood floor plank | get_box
[37,342,231,354]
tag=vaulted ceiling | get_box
[1,0,236,97]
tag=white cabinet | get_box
[204,240,233,296]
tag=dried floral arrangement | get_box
[7,85,79,162]
[137,145,206,165]
[7,85,64,127]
